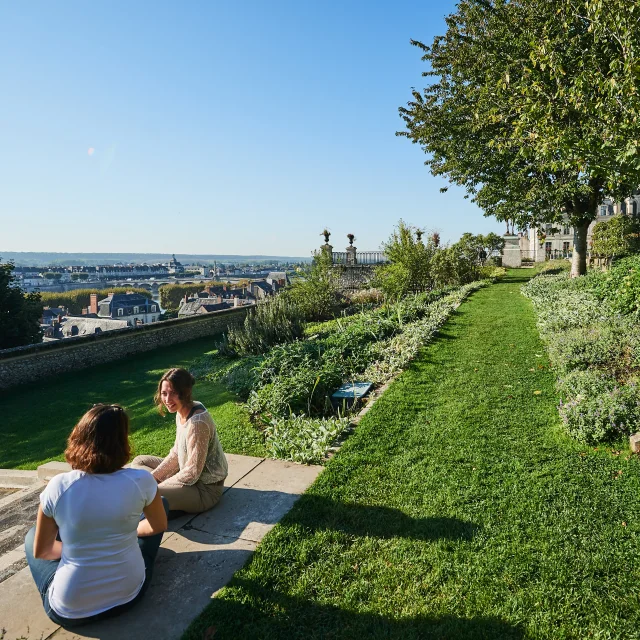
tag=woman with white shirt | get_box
[24,404,168,627]
[131,367,228,513]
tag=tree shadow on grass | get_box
[186,576,524,640]
[285,494,480,542]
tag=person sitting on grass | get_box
[24,404,168,628]
[131,367,228,514]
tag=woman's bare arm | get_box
[34,506,62,560]
[137,490,168,537]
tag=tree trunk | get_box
[571,220,590,277]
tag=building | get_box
[96,292,160,326]
[167,254,184,274]
[41,307,66,326]
[522,194,640,261]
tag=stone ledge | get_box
[37,461,72,482]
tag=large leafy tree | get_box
[399,0,640,276]
[0,260,42,350]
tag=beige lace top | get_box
[152,403,228,487]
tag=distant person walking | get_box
[24,405,168,627]
[131,368,228,513]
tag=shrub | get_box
[591,215,640,260]
[263,413,350,464]
[559,384,640,443]
[225,295,305,356]
[282,250,342,321]
[556,369,617,403]
[40,287,152,315]
[589,255,640,316]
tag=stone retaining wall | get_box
[0,307,249,390]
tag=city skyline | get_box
[1,0,504,255]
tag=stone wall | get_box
[0,307,249,390]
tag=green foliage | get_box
[263,414,350,464]
[559,384,640,444]
[159,281,227,312]
[591,216,640,259]
[0,260,42,350]
[225,295,305,356]
[40,287,152,315]
[587,256,640,316]
[374,220,437,298]
[399,0,640,276]
[282,250,341,321]
[374,221,493,299]
[244,284,484,421]
[70,272,90,281]
[523,266,640,442]
[43,272,62,280]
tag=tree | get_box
[399,0,640,276]
[0,260,42,349]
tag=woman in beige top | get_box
[131,368,228,513]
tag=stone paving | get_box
[0,454,323,640]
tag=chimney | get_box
[89,293,98,315]
[82,308,88,315]
[234,296,240,307]
[58,313,63,322]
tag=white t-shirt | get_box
[39,468,158,619]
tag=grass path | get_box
[0,336,266,469]
[184,272,640,640]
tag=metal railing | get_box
[331,251,387,265]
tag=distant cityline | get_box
[0,252,313,267]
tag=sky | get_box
[0,0,504,257]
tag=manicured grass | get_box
[183,272,640,639]
[0,336,266,470]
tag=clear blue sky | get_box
[0,0,503,257]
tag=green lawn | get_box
[183,272,640,640]
[0,336,266,470]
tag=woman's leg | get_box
[158,479,224,513]
[24,526,75,626]
[24,526,59,602]
[129,455,164,473]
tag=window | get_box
[563,242,570,252]
[151,305,157,312]
[117,308,123,317]
[563,226,570,235]
[545,242,552,251]
[133,306,139,314]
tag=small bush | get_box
[559,383,640,443]
[263,413,351,464]
[225,295,305,356]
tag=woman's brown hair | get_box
[154,367,195,415]
[65,404,131,474]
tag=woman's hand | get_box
[137,490,168,537]
[34,506,62,560]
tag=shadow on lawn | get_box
[284,494,480,542]
[187,577,524,640]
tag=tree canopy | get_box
[0,260,42,350]
[399,0,640,276]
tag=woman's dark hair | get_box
[154,367,195,415]
[65,404,131,474]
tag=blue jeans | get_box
[24,497,170,628]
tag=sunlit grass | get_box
[183,271,640,640]
[0,336,266,469]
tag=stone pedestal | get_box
[630,432,640,453]
[346,245,357,265]
[501,235,522,268]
